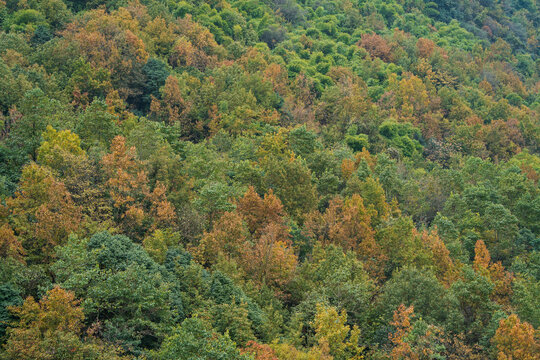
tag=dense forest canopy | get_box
[0,0,539,359]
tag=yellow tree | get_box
[37,125,85,173]
[3,286,125,360]
[312,303,364,360]
[7,163,81,262]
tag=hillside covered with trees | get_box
[0,0,539,358]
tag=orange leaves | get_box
[0,224,25,262]
[102,135,148,212]
[473,240,491,275]
[359,33,393,62]
[168,14,222,71]
[237,186,284,236]
[197,211,248,265]
[61,7,148,96]
[168,37,197,68]
[149,75,190,125]
[492,314,539,360]
[416,38,436,59]
[101,136,176,236]
[389,304,417,360]
[242,341,279,360]
[197,187,297,291]
[305,194,385,279]
[329,195,375,252]
[244,221,297,289]
[148,182,177,230]
[473,240,514,308]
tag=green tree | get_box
[157,318,250,360]
[53,232,173,354]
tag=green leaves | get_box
[158,318,251,360]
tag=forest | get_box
[0,0,539,359]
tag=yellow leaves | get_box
[257,128,293,160]
[196,211,248,266]
[271,341,332,360]
[3,287,89,360]
[143,229,173,264]
[312,304,365,360]
[169,37,197,68]
[37,125,85,171]
[6,163,81,261]
[144,17,175,56]
[9,286,84,336]
[62,7,148,85]
[419,229,459,287]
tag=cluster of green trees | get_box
[0,0,539,359]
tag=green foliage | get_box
[53,233,173,354]
[75,100,118,151]
[0,283,22,341]
[157,318,251,360]
[0,0,538,358]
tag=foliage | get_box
[0,0,538,358]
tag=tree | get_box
[158,318,250,360]
[261,156,317,220]
[60,7,148,96]
[0,283,22,342]
[492,314,539,360]
[379,267,452,325]
[3,286,125,360]
[37,125,85,174]
[243,221,297,290]
[450,266,498,344]
[298,244,374,328]
[75,100,118,151]
[359,33,393,62]
[389,304,416,360]
[102,135,176,239]
[474,240,491,276]
[242,341,279,360]
[211,301,255,347]
[53,232,173,354]
[236,186,284,237]
[0,224,24,262]
[312,303,364,360]
[7,163,81,263]
[473,240,514,308]
[5,89,68,162]
[196,211,249,266]
[305,194,385,278]
[149,75,190,126]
